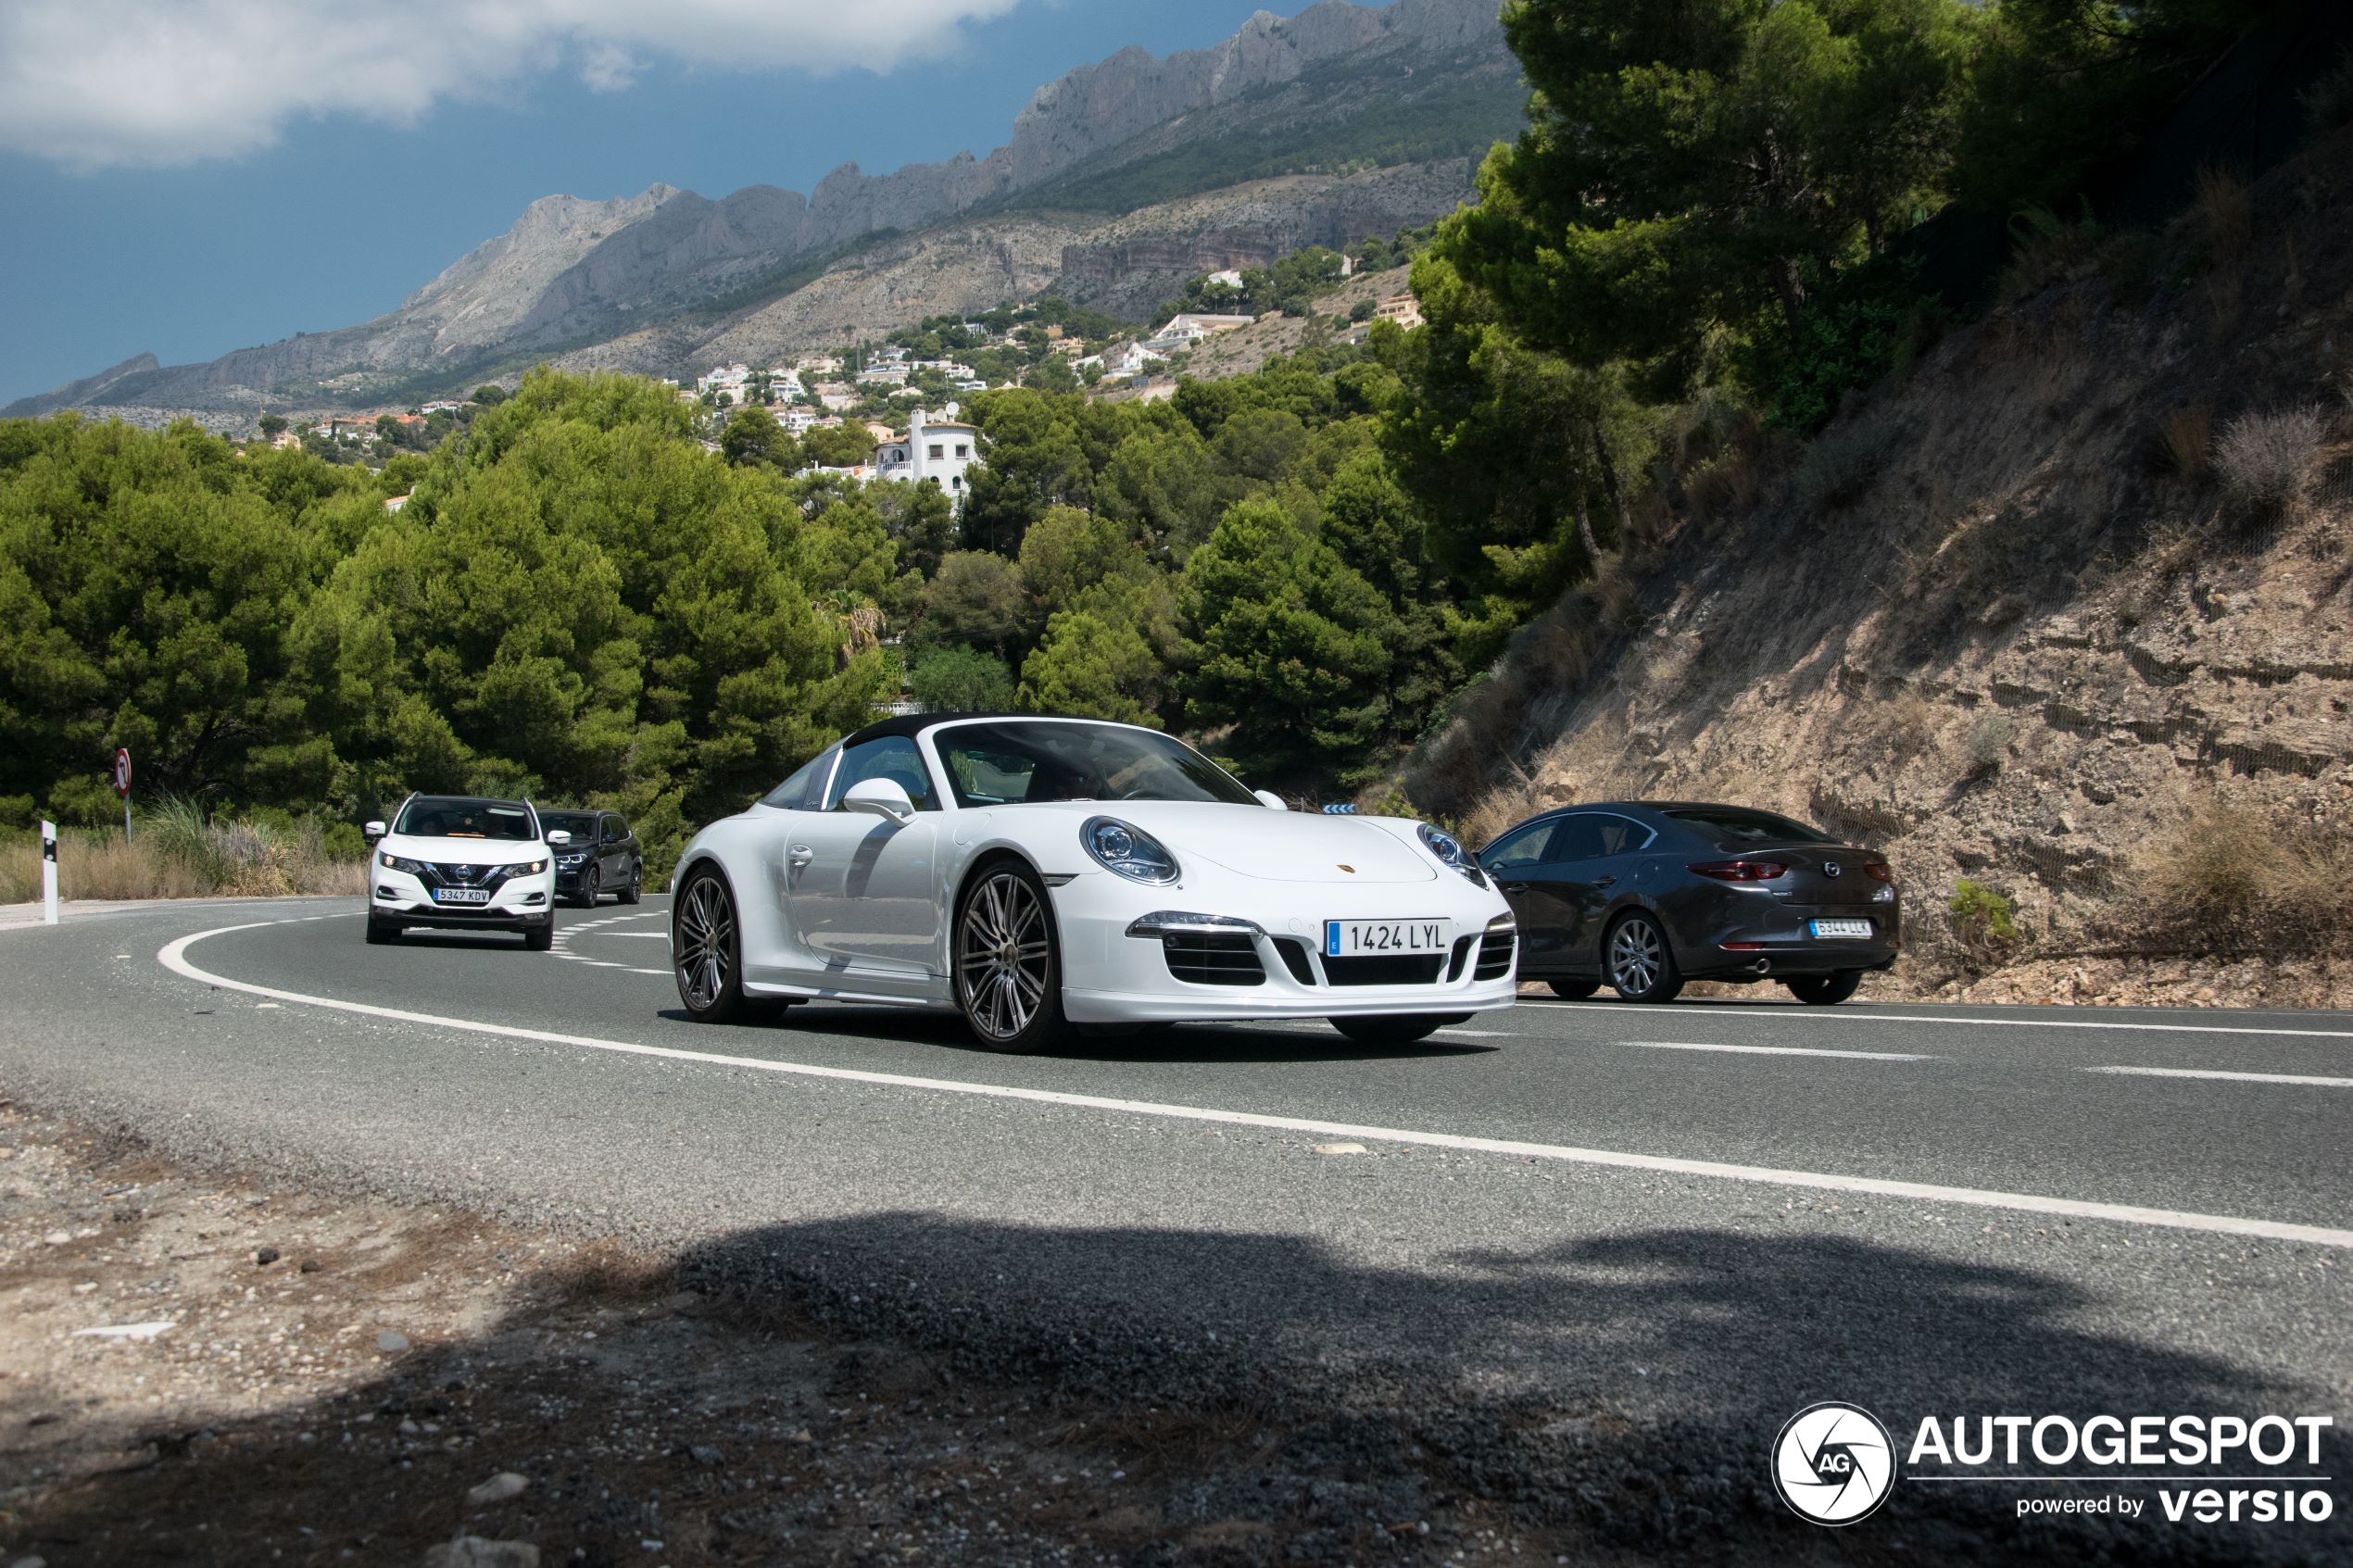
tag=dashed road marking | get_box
[1621,1040,1932,1062]
[159,920,2353,1252]
[1526,999,2353,1040]
[2087,1065,2353,1089]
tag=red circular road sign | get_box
[112,747,132,797]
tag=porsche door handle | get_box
[1502,881,1532,894]
[1593,875,1617,889]
[787,845,814,867]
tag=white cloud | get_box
[0,0,1026,170]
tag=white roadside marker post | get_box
[42,819,59,924]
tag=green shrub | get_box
[1948,879,2020,964]
[2304,51,2353,133]
[1765,254,1938,433]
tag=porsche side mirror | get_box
[1252,789,1289,811]
[546,830,573,846]
[362,821,386,841]
[842,777,917,825]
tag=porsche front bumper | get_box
[1047,869,1518,1024]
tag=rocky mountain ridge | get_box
[7,0,1513,420]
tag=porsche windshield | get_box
[392,797,538,841]
[935,722,1256,808]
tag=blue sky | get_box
[0,1,1324,405]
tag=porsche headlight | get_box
[378,851,429,875]
[1082,817,1179,884]
[1417,822,1488,887]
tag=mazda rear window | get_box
[1667,808,1833,846]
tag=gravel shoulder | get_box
[0,1094,1593,1568]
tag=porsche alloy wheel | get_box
[673,869,747,1022]
[955,863,1067,1053]
[1605,911,1683,1004]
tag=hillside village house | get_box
[698,362,753,397]
[875,406,982,505]
[1376,293,1423,329]
[1141,312,1252,355]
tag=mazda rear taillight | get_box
[1864,861,1894,883]
[1688,859,1787,882]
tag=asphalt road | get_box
[3,895,2347,1562]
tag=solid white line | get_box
[1526,999,2353,1040]
[157,921,2353,1251]
[1623,1040,1931,1062]
[2088,1066,2353,1089]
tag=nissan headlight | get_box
[1417,822,1488,887]
[519,859,548,875]
[379,851,430,875]
[1082,817,1179,884]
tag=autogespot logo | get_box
[1775,1402,1897,1525]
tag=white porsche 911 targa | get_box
[669,715,1518,1050]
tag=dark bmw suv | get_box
[541,809,644,908]
[1478,803,1899,1005]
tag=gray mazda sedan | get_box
[1477,803,1900,1005]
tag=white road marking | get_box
[1528,999,2353,1040]
[159,921,2353,1251]
[2088,1065,2353,1089]
[1623,1040,1931,1062]
[595,932,672,940]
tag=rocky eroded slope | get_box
[1414,133,2353,1010]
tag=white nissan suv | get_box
[363,795,569,948]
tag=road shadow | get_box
[653,1005,1498,1064]
[381,931,546,954]
[17,1203,2343,1565]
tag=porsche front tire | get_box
[954,859,1069,1054]
[673,866,749,1023]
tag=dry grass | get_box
[0,809,364,904]
[2214,404,2324,520]
[2131,793,2353,957]
[2192,164,2253,264]
[1460,774,1550,852]
[1880,695,1940,758]
[1795,419,1902,512]
[2160,405,2213,481]
[1962,713,2014,774]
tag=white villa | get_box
[875,406,983,505]
[1141,312,1252,355]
